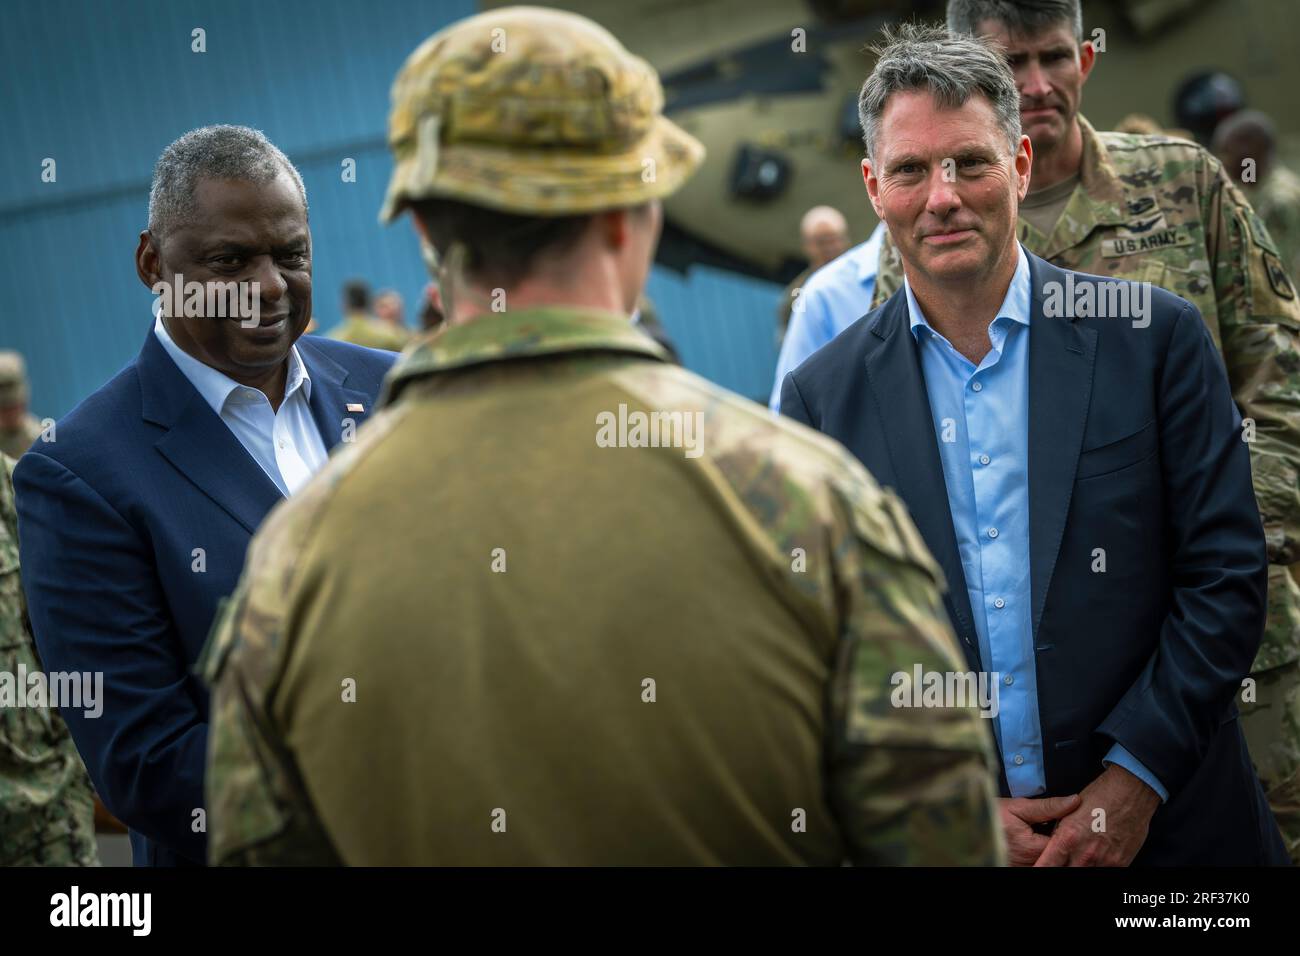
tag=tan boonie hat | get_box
[0,351,29,407]
[379,5,705,222]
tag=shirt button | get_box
[980,454,991,465]
[1014,754,1025,765]
[972,381,983,392]
[1003,673,1014,685]
[278,439,286,449]
[994,597,1005,608]
[988,527,999,538]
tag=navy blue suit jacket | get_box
[14,330,395,866]
[781,251,1287,864]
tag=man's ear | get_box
[861,158,885,219]
[599,208,631,249]
[1078,39,1097,85]
[135,230,162,290]
[1015,134,1034,200]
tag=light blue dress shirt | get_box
[770,222,887,412]
[905,245,1166,801]
[153,312,328,497]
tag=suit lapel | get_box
[297,337,377,449]
[138,330,283,535]
[1026,255,1098,639]
[862,296,981,665]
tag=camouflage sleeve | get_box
[0,455,99,866]
[1206,152,1300,671]
[823,461,1005,866]
[201,497,342,867]
[871,229,905,309]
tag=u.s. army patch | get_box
[1101,227,1192,257]
[1264,250,1296,300]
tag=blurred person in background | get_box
[373,289,411,338]
[1214,109,1300,281]
[0,352,44,460]
[769,221,887,412]
[776,205,851,344]
[329,279,409,351]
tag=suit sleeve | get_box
[779,372,816,429]
[1097,303,1269,795]
[13,451,208,863]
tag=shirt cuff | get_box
[1103,744,1169,803]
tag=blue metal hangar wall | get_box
[0,0,782,419]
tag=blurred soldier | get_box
[1173,70,1245,148]
[204,5,1004,867]
[868,0,1300,861]
[0,456,99,866]
[0,351,44,460]
[328,279,410,352]
[1113,113,1160,136]
[1214,110,1300,281]
[373,289,409,332]
[777,205,851,342]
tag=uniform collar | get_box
[1021,114,1128,258]
[380,307,670,405]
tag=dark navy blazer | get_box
[781,251,1287,865]
[14,329,395,866]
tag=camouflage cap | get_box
[379,5,705,221]
[0,351,29,407]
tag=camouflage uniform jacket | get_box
[0,414,43,461]
[0,455,98,865]
[327,314,411,353]
[875,115,1300,672]
[1253,164,1300,285]
[202,307,1004,866]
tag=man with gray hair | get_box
[13,125,394,866]
[870,0,1300,866]
[782,23,1287,865]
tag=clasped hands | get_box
[999,764,1161,867]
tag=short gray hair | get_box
[858,23,1022,165]
[947,0,1083,42]
[147,125,307,240]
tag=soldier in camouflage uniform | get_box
[0,455,99,865]
[0,352,44,461]
[868,0,1300,861]
[202,6,1004,866]
[1214,109,1300,284]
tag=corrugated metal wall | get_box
[0,0,781,419]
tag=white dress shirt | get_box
[153,313,328,496]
